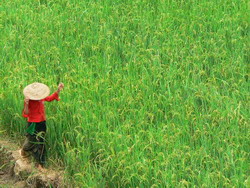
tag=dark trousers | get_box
[22,121,46,166]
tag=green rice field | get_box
[0,0,249,187]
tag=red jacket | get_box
[22,92,60,122]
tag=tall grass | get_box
[0,0,249,187]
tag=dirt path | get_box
[0,174,24,188]
[0,138,26,187]
[0,136,64,187]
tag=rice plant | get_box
[0,0,249,187]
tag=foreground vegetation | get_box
[0,0,249,187]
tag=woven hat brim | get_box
[23,82,50,100]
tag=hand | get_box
[24,97,30,105]
[57,83,64,93]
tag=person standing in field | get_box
[20,82,64,171]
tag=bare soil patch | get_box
[0,136,64,187]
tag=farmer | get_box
[20,82,64,171]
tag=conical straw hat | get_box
[23,82,50,100]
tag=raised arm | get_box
[43,83,64,102]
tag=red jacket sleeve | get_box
[43,92,60,102]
